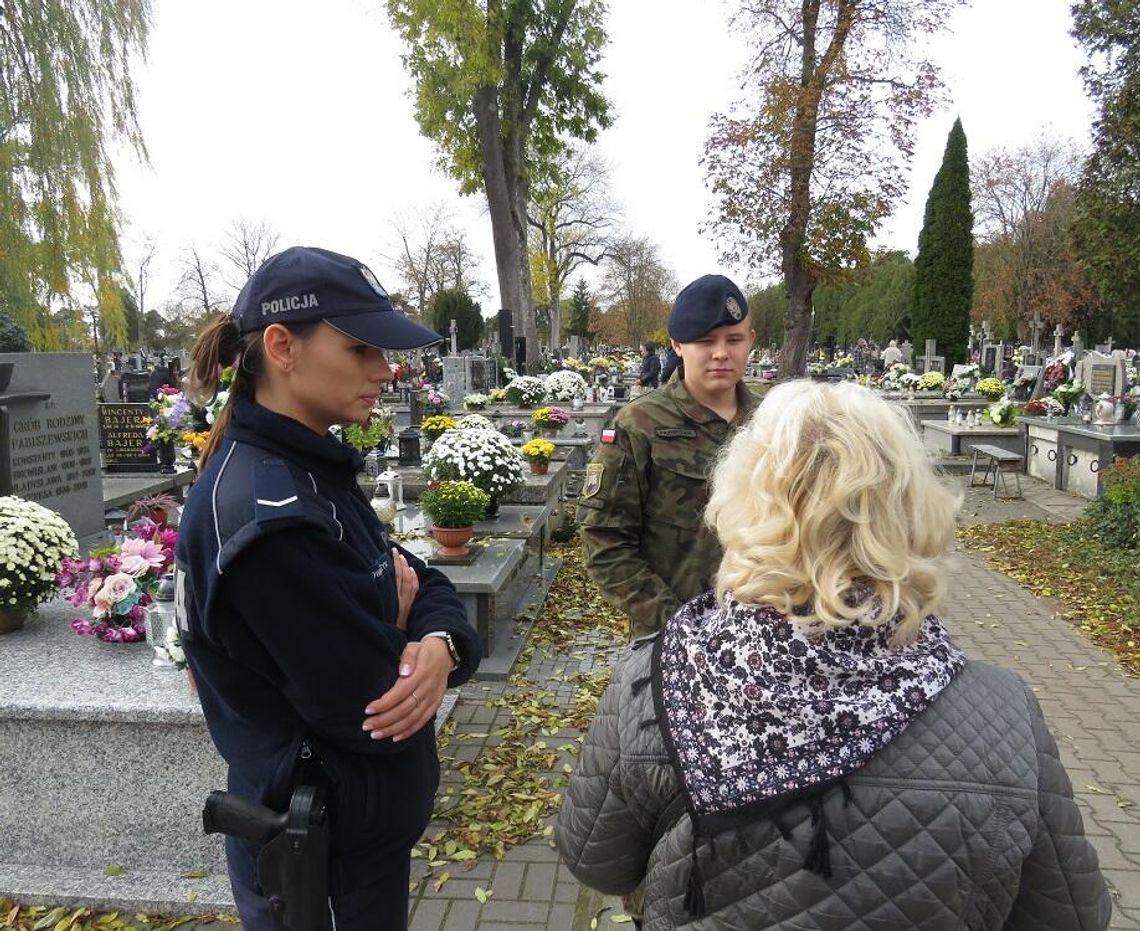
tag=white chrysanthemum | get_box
[456,414,495,432]
[505,376,547,407]
[422,428,527,498]
[543,370,588,401]
[0,496,79,611]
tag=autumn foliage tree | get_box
[703,0,960,379]
[970,137,1096,338]
[386,0,610,369]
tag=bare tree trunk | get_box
[474,85,536,368]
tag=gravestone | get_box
[917,339,945,375]
[898,340,913,364]
[1011,365,1042,401]
[442,356,466,406]
[443,354,495,403]
[1053,323,1065,357]
[1076,351,1127,398]
[120,371,152,403]
[981,343,1001,375]
[0,353,105,548]
[98,403,159,472]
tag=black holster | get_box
[203,784,330,931]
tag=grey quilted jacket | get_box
[557,643,1111,930]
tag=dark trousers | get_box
[228,837,413,931]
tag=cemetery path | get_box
[949,477,1140,930]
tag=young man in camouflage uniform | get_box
[578,274,758,640]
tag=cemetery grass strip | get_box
[413,542,627,877]
[958,519,1140,675]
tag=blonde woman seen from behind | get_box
[558,381,1110,930]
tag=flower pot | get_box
[0,606,29,635]
[528,461,549,475]
[485,496,500,519]
[541,428,561,439]
[431,525,474,556]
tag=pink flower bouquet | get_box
[56,520,177,643]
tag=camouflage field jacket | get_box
[577,377,758,639]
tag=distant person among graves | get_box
[660,344,681,384]
[175,246,481,930]
[578,274,758,640]
[636,340,661,393]
[881,338,903,367]
[559,380,1111,930]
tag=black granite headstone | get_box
[98,403,159,473]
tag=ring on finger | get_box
[411,690,420,706]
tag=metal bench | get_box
[967,443,1024,499]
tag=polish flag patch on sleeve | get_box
[601,428,616,444]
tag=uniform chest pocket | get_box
[646,443,710,530]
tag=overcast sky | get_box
[113,0,1095,314]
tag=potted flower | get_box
[126,491,182,529]
[0,497,79,634]
[488,387,509,405]
[455,413,495,432]
[422,387,450,414]
[341,403,395,453]
[531,405,570,436]
[57,513,176,643]
[982,398,1020,427]
[463,392,490,411]
[543,370,589,403]
[520,438,556,475]
[1022,398,1049,416]
[917,371,945,392]
[420,414,458,448]
[974,377,1007,401]
[1052,380,1085,416]
[504,375,547,408]
[422,428,527,517]
[499,419,528,439]
[419,481,490,556]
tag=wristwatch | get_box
[427,631,462,671]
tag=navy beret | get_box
[667,274,749,342]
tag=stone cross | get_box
[1053,323,1064,357]
[1106,335,1114,352]
[1072,332,1084,359]
[1028,313,1045,356]
[982,320,993,343]
[449,318,458,354]
[919,339,943,374]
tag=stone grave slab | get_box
[370,457,569,508]
[0,352,105,549]
[921,420,1024,457]
[0,597,466,912]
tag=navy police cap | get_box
[231,246,443,351]
[667,274,749,342]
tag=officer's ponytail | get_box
[186,314,257,469]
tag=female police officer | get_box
[176,246,480,930]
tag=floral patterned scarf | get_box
[653,590,966,834]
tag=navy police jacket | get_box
[174,398,480,873]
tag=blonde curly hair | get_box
[706,380,960,642]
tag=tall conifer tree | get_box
[913,118,974,369]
